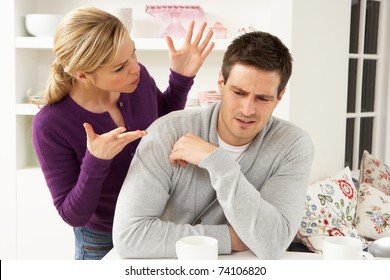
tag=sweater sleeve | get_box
[157,69,194,116]
[32,119,112,227]
[199,133,314,259]
[112,129,231,259]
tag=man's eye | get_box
[233,91,244,96]
[257,96,271,102]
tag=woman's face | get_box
[87,32,140,94]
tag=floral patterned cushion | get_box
[297,167,363,253]
[355,183,390,240]
[360,150,390,195]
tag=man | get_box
[113,31,314,259]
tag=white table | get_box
[101,248,390,280]
[103,248,323,260]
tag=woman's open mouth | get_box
[130,78,139,86]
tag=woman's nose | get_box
[129,58,140,75]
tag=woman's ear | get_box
[72,71,87,81]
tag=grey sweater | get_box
[113,102,314,259]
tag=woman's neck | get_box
[69,83,120,113]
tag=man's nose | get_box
[241,97,256,116]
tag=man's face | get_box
[217,63,285,146]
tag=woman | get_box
[31,6,214,260]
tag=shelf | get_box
[16,104,216,116]
[16,103,42,115]
[145,5,205,38]
[15,37,231,51]
[16,166,42,175]
[15,37,54,49]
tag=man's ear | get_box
[277,88,286,102]
[217,72,225,92]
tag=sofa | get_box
[294,150,390,253]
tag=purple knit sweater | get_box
[32,63,193,232]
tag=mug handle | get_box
[358,251,374,260]
[175,241,181,259]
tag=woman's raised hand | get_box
[165,20,215,77]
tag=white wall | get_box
[0,1,17,259]
[290,0,351,182]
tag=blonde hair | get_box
[43,6,127,105]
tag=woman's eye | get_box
[115,65,124,72]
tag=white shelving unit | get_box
[14,36,230,116]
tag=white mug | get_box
[368,237,390,258]
[323,236,374,260]
[175,235,218,260]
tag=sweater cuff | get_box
[82,150,112,175]
[199,147,238,178]
[169,69,195,89]
[205,224,232,255]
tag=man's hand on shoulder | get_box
[169,133,217,167]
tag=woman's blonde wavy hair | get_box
[43,6,127,105]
